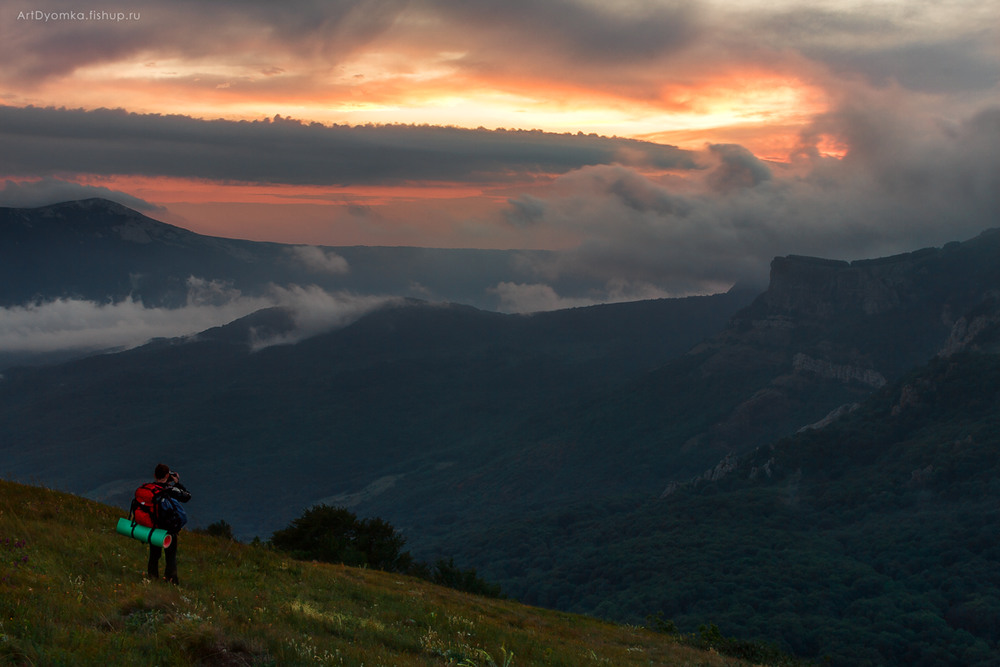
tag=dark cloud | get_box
[3,7,159,81]
[1,0,409,83]
[426,0,701,64]
[757,8,896,39]
[0,106,697,185]
[503,104,1000,296]
[504,195,546,227]
[750,6,1000,96]
[0,0,700,94]
[4,0,994,113]
[806,40,1000,95]
[232,0,409,45]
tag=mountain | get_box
[583,230,1000,476]
[0,289,755,539]
[0,198,561,310]
[444,318,1000,666]
[0,479,761,666]
[6,198,1000,664]
[3,217,999,545]
[358,228,1000,529]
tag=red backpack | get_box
[130,482,188,533]
[130,482,165,528]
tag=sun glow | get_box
[16,47,830,163]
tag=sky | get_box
[1,0,1000,310]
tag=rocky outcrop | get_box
[793,354,886,388]
[798,402,860,432]
[891,379,933,417]
[938,295,1000,357]
[745,232,1000,329]
[761,251,929,318]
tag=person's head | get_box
[154,463,171,481]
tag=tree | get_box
[201,519,236,540]
[269,504,412,572]
[429,558,504,598]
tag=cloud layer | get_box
[0,280,395,356]
[3,0,995,149]
[0,176,162,211]
[0,106,696,185]
[504,102,1000,294]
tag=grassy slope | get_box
[0,480,756,667]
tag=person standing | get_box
[141,463,191,584]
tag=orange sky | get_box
[1,57,834,244]
[1,0,997,250]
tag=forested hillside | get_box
[431,347,1000,666]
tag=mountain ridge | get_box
[0,287,755,538]
[0,198,564,312]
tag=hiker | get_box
[136,463,192,584]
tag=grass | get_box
[0,479,762,666]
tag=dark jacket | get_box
[159,481,192,504]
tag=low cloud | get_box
[706,144,772,192]
[0,177,163,212]
[502,103,1000,294]
[286,246,350,275]
[489,282,596,314]
[0,294,261,355]
[0,279,394,356]
[490,280,680,314]
[247,285,397,349]
[503,195,547,227]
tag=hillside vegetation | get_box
[0,480,761,666]
[437,350,1000,666]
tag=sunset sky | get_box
[2,0,1000,302]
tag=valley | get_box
[2,200,1000,664]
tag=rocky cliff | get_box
[639,228,1000,476]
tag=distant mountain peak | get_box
[6,197,194,245]
[43,197,141,214]
[25,198,152,224]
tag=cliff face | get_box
[640,228,1000,475]
[939,294,1000,356]
[732,230,1000,369]
[766,229,1000,319]
[765,251,926,317]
